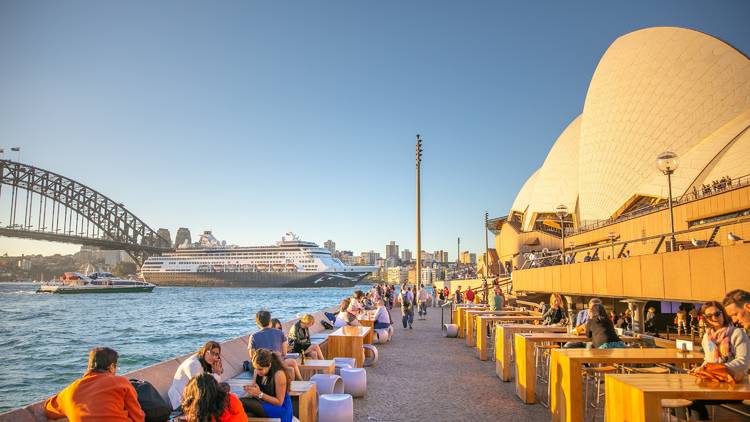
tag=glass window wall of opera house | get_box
[487,27,750,305]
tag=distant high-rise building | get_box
[401,249,412,263]
[433,250,449,263]
[175,228,192,248]
[324,240,336,254]
[420,250,433,265]
[460,251,477,265]
[157,228,173,247]
[385,256,400,268]
[387,267,408,284]
[385,241,399,260]
[361,250,380,266]
[335,250,353,265]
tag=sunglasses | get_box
[704,311,723,319]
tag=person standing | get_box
[454,285,463,304]
[465,287,475,303]
[417,284,430,320]
[481,278,488,304]
[400,285,414,329]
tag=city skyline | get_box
[1,1,749,258]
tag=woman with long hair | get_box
[168,341,224,410]
[180,373,246,422]
[543,293,568,326]
[585,303,626,349]
[688,301,749,419]
[241,349,293,422]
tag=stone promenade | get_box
[352,306,549,422]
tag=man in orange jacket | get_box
[44,347,145,422]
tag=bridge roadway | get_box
[354,306,548,422]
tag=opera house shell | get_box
[495,27,750,268]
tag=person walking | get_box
[481,278,489,304]
[417,284,430,320]
[399,285,414,329]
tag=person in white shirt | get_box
[334,298,360,328]
[373,299,392,329]
[168,341,223,410]
[416,285,430,320]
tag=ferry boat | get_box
[37,272,156,294]
[140,232,378,288]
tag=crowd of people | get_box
[694,175,734,197]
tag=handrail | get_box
[519,215,750,270]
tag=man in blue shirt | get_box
[248,310,302,380]
[564,298,602,349]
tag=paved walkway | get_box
[353,306,549,422]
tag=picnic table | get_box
[495,324,567,381]
[605,374,750,422]
[357,312,376,344]
[549,348,704,421]
[453,304,488,338]
[326,326,371,367]
[298,359,335,380]
[475,315,545,361]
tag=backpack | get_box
[129,379,171,422]
[401,292,411,309]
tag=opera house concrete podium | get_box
[492,27,750,303]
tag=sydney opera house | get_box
[488,27,750,303]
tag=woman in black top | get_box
[586,303,626,348]
[242,349,293,422]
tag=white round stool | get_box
[363,344,378,367]
[318,393,353,422]
[387,325,394,341]
[333,357,357,375]
[374,329,389,344]
[309,374,344,396]
[340,367,367,398]
[442,324,459,337]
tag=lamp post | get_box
[657,151,679,252]
[555,204,569,264]
[416,134,423,289]
[608,231,617,259]
[484,211,489,277]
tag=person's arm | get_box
[259,370,287,406]
[725,329,750,382]
[123,380,146,422]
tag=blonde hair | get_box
[300,314,315,325]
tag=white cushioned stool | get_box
[374,329,389,344]
[318,393,353,422]
[387,325,394,341]
[340,367,366,398]
[309,374,344,396]
[333,357,356,375]
[363,344,378,367]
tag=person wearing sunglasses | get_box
[688,301,749,420]
[168,340,224,410]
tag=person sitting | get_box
[241,349,294,422]
[564,298,602,348]
[179,373,246,422]
[543,294,568,326]
[248,310,302,381]
[288,314,324,360]
[489,286,505,311]
[44,347,145,422]
[168,340,224,410]
[723,289,750,331]
[334,298,360,328]
[348,291,365,316]
[372,298,392,330]
[271,318,283,331]
[586,303,626,349]
[688,301,750,420]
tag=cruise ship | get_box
[140,232,377,288]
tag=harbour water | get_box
[0,282,367,413]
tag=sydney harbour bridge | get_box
[0,159,174,265]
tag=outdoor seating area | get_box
[446,296,750,422]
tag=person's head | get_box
[375,298,384,308]
[271,318,283,330]
[87,347,118,374]
[299,314,315,328]
[340,298,351,312]
[252,348,290,392]
[181,373,227,422]
[197,341,222,366]
[701,301,730,330]
[353,290,364,300]
[587,298,602,308]
[723,289,750,329]
[648,307,655,313]
[256,310,272,328]
[588,303,609,322]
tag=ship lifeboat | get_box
[63,272,81,281]
[240,264,253,272]
[271,264,284,271]
[197,265,210,273]
[212,265,225,272]
[256,264,269,271]
[226,264,238,272]
[285,263,297,271]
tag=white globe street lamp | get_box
[555,204,569,264]
[657,151,679,252]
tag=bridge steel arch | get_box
[0,160,173,265]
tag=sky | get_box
[1,0,749,258]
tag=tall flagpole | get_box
[416,135,422,290]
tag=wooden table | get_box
[326,326,371,367]
[299,359,335,380]
[549,348,704,421]
[357,318,375,344]
[605,374,750,422]
[475,315,545,361]
[453,304,487,338]
[290,380,317,422]
[495,324,567,381]
[464,309,529,346]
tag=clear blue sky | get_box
[1,0,749,258]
